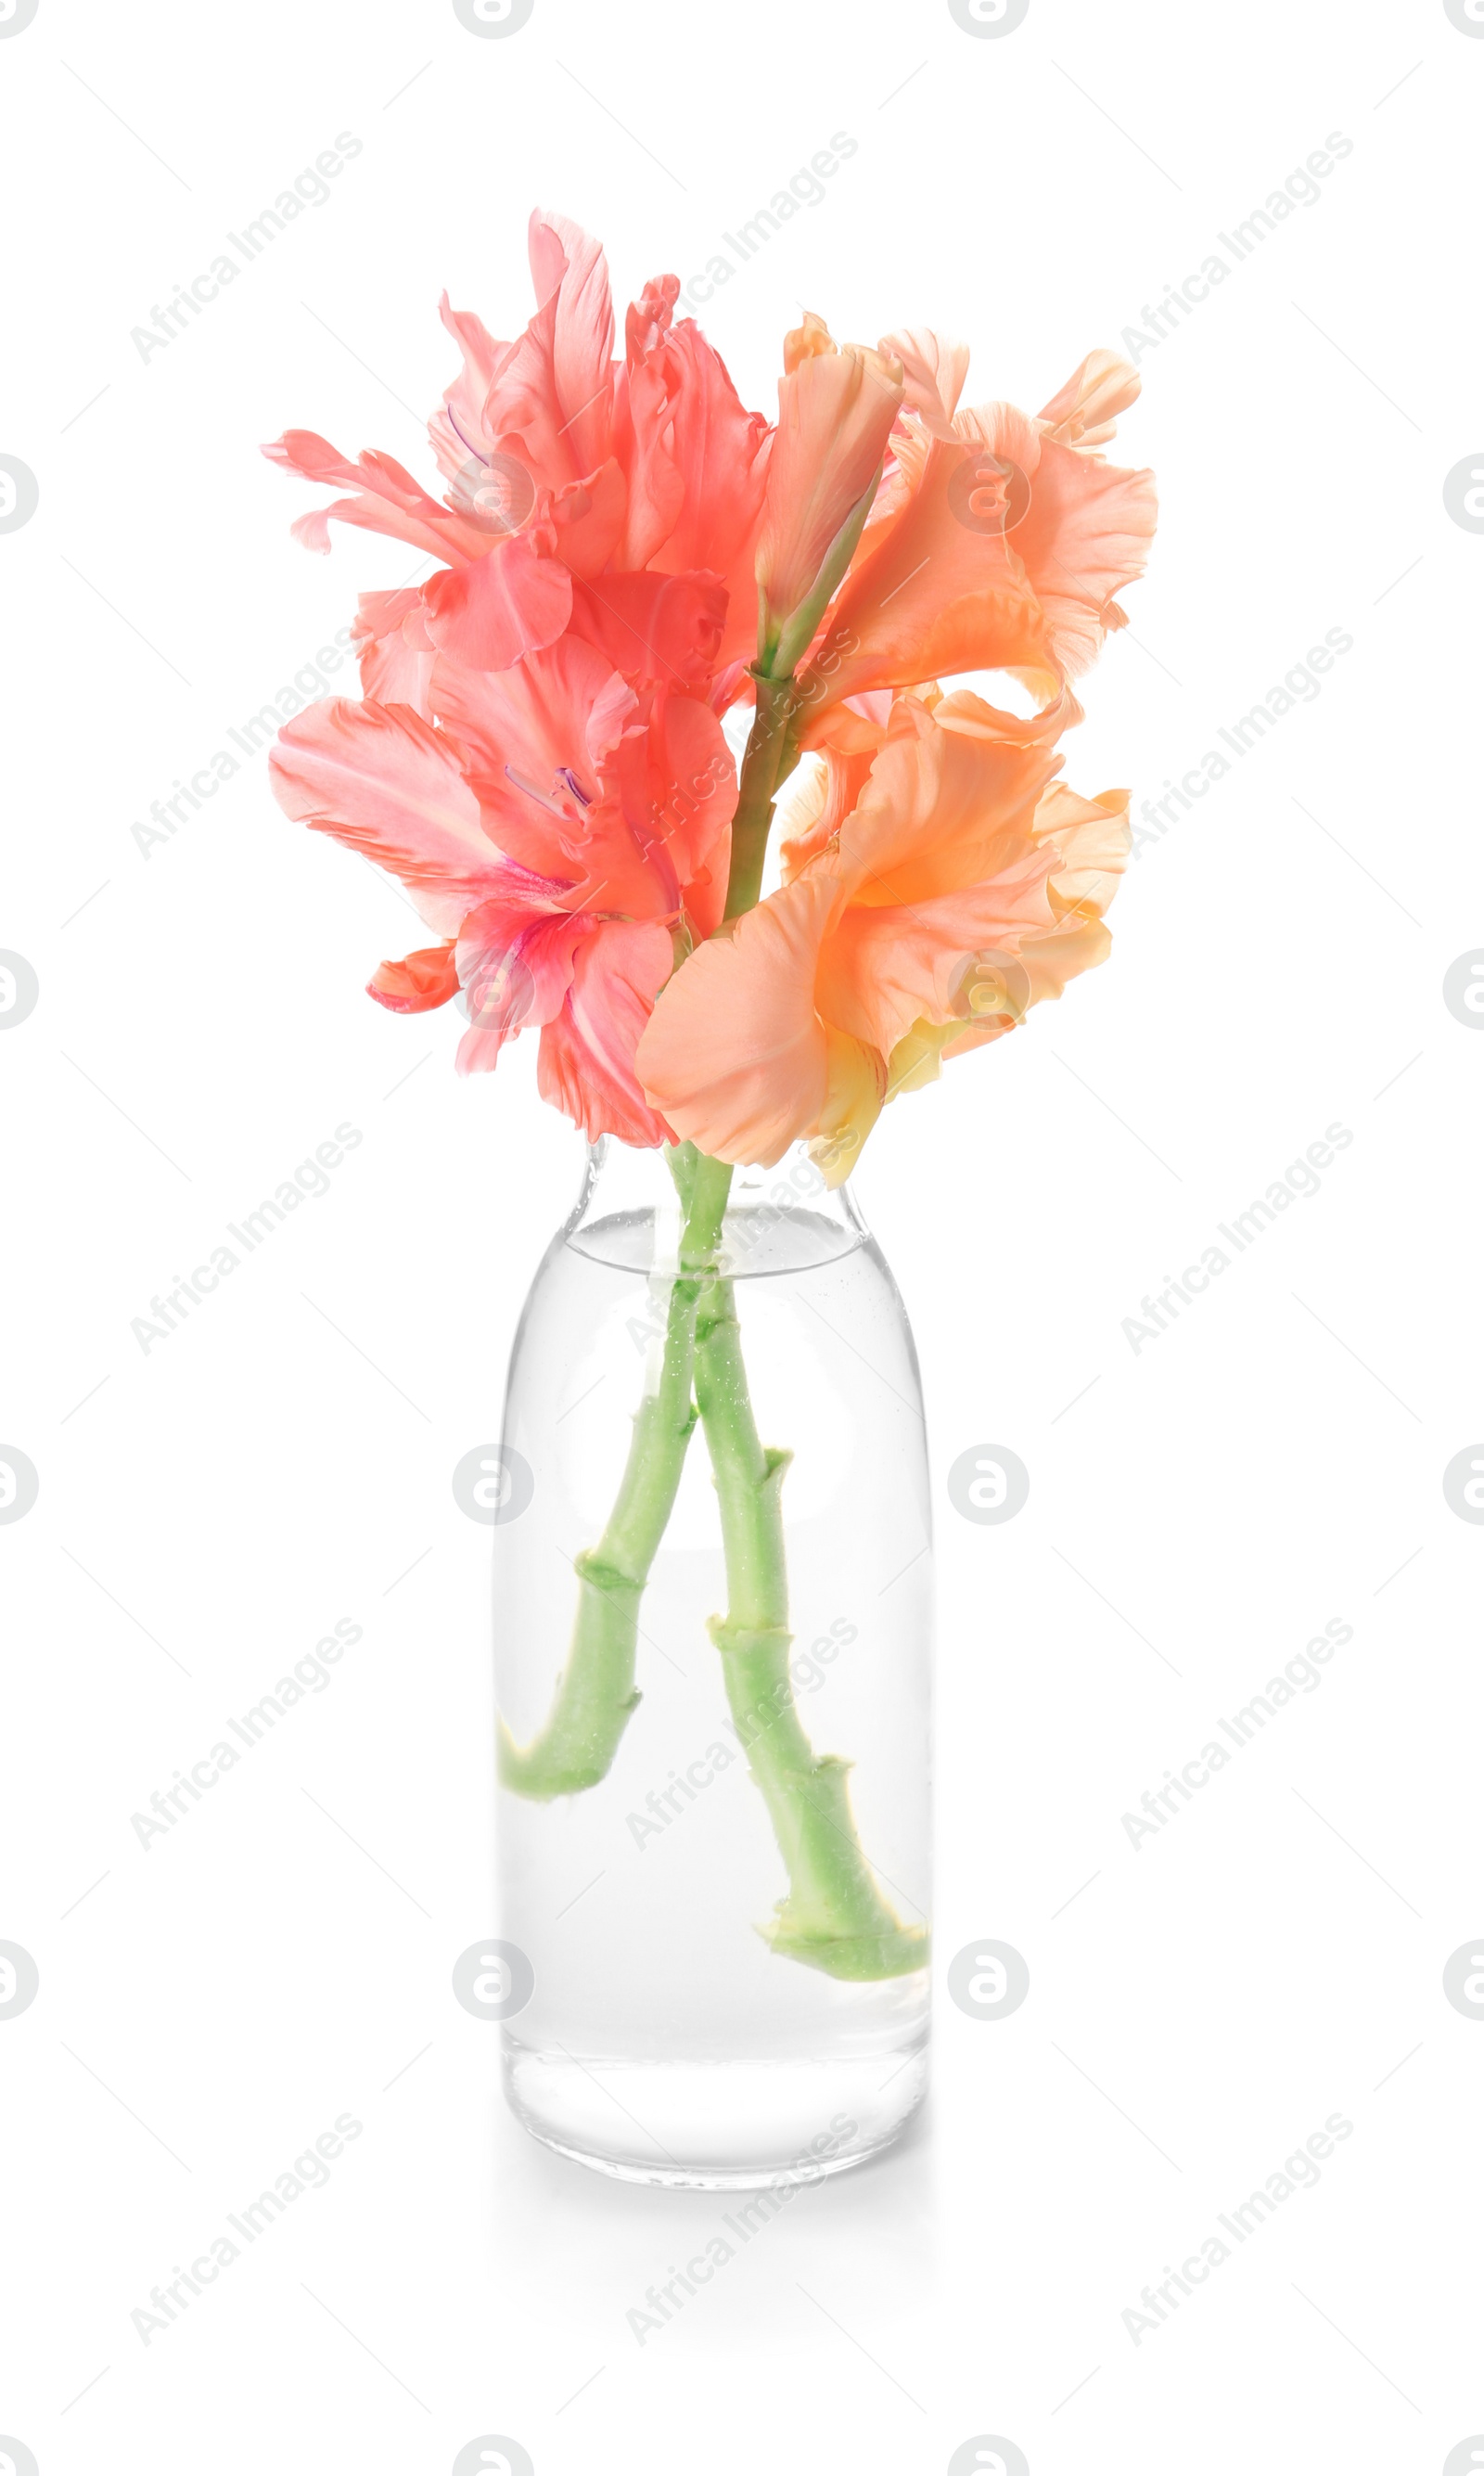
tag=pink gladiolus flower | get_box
[267,210,770,664]
[269,644,736,1145]
[264,212,773,1143]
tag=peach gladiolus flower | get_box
[800,343,1155,712]
[754,315,904,675]
[636,690,1130,1176]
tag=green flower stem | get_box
[498,1148,734,1799]
[692,1267,928,1982]
[723,672,803,921]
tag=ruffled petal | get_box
[621,687,736,937]
[421,533,573,672]
[1037,351,1140,450]
[430,636,637,892]
[367,942,460,1013]
[263,430,489,564]
[811,1028,885,1186]
[637,874,839,1165]
[818,871,1056,1058]
[938,915,1114,1058]
[811,430,1050,702]
[611,275,687,570]
[537,918,674,1144]
[547,457,628,578]
[756,329,904,649]
[353,590,436,714]
[480,211,616,490]
[429,291,511,481]
[1006,434,1157,682]
[878,327,969,440]
[268,699,504,936]
[454,904,587,1073]
[646,320,772,670]
[568,569,727,688]
[824,693,1063,908]
[1032,782,1131,916]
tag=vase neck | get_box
[565,1141,868,1276]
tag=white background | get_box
[2,1,1481,2470]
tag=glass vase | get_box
[491,1138,932,2188]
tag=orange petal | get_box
[367,942,460,1013]
[756,337,904,643]
[1037,351,1140,450]
[812,433,1049,703]
[825,695,1062,909]
[637,875,839,1165]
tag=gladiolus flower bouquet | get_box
[267,212,1154,2018]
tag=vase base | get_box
[503,2040,928,2189]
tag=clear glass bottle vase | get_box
[492,1138,932,2188]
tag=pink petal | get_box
[537,919,674,1145]
[430,635,638,887]
[568,570,727,687]
[611,275,686,569]
[269,699,504,937]
[353,589,435,714]
[263,430,488,564]
[455,905,587,1074]
[429,290,511,481]
[422,533,572,672]
[481,212,617,490]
